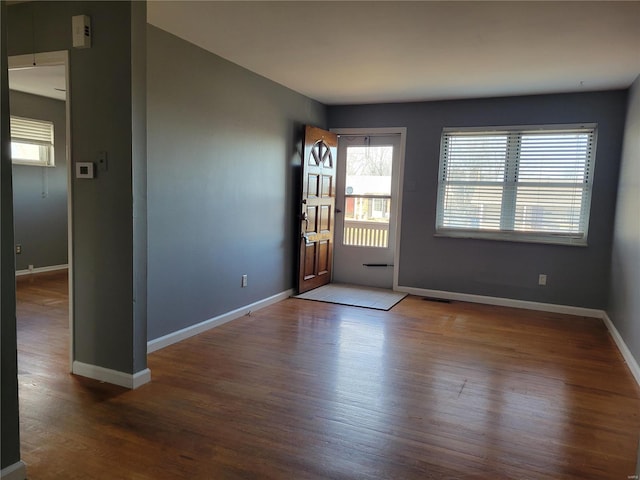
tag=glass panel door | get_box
[334,134,401,289]
[343,144,393,248]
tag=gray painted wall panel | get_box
[329,92,627,308]
[1,0,22,469]
[131,1,148,374]
[8,1,145,375]
[10,91,67,271]
[608,76,640,360]
[147,26,326,340]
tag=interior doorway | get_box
[332,128,406,289]
[9,50,73,370]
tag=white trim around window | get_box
[435,123,597,246]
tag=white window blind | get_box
[436,124,597,246]
[10,116,55,166]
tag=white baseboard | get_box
[148,289,294,353]
[601,312,640,387]
[396,285,603,318]
[396,284,640,389]
[72,361,151,389]
[0,461,26,480]
[15,263,68,276]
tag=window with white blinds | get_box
[10,115,55,166]
[435,124,597,245]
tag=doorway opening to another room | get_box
[9,50,74,371]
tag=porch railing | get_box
[343,220,389,248]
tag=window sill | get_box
[434,230,588,247]
[12,161,55,168]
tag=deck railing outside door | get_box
[343,220,389,248]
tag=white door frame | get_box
[330,127,407,290]
[9,50,74,371]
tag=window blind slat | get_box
[10,116,53,143]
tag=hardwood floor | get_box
[16,272,640,479]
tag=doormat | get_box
[295,284,407,311]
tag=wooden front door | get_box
[298,126,338,293]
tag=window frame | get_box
[10,115,55,167]
[435,123,598,246]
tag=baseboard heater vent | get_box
[423,297,452,304]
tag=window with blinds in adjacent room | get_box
[10,115,55,167]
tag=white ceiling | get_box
[148,1,640,105]
[8,65,66,101]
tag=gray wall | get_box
[131,1,147,374]
[329,91,627,308]
[10,90,67,271]
[7,1,147,374]
[608,75,640,360]
[147,26,326,340]
[1,0,22,471]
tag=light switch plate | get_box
[97,151,108,172]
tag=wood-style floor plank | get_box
[16,272,640,479]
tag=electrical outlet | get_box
[241,275,248,287]
[538,274,547,286]
[15,244,22,254]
